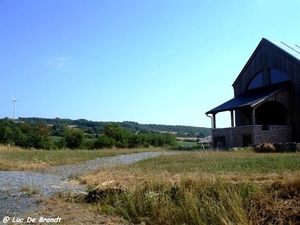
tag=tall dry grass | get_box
[81,176,254,224]
[79,150,300,225]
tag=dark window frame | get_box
[270,69,289,84]
[247,71,264,90]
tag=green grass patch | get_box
[177,141,198,148]
[131,151,300,174]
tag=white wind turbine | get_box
[12,95,20,120]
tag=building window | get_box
[247,71,263,90]
[214,136,225,148]
[243,135,252,147]
[270,69,289,84]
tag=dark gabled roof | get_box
[268,39,300,62]
[206,82,289,114]
[233,38,300,87]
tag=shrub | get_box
[254,141,275,153]
[274,142,299,152]
[94,135,116,149]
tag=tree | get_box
[103,123,132,148]
[17,122,52,149]
[34,122,52,149]
[0,118,21,145]
[63,128,85,149]
[103,123,123,140]
[94,135,116,149]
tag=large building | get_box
[206,38,300,148]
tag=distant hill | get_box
[19,117,211,138]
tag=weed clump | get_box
[254,142,276,153]
[248,178,300,224]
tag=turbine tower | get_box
[12,95,19,120]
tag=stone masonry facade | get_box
[212,125,293,148]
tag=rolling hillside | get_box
[19,117,211,138]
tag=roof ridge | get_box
[280,41,300,55]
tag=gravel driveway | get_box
[0,151,178,219]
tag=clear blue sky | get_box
[0,0,299,127]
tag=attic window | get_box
[247,71,263,90]
[270,69,289,84]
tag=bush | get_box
[254,142,275,153]
[254,141,300,153]
[94,135,116,149]
[274,142,299,152]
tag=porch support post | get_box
[251,108,256,125]
[212,113,216,129]
[230,110,234,127]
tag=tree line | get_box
[0,118,177,150]
[19,117,211,138]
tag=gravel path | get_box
[39,151,177,177]
[0,151,178,219]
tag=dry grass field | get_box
[76,150,300,224]
[2,146,300,224]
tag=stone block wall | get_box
[252,125,293,145]
[212,125,293,148]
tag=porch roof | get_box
[206,82,288,114]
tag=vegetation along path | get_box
[0,151,179,219]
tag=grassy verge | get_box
[0,145,165,171]
[77,150,300,225]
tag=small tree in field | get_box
[63,128,85,149]
[103,123,132,148]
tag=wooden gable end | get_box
[232,38,300,97]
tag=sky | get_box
[0,0,300,128]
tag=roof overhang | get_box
[206,82,289,115]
